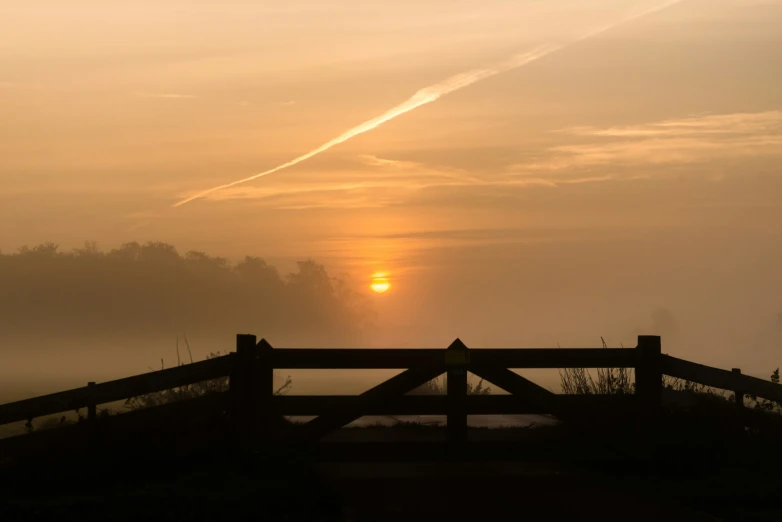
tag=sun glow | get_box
[371,273,390,294]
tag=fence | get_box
[1,335,781,451]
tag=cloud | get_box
[165,111,780,213]
[171,45,559,208]
[358,155,422,170]
[345,227,572,244]
[558,111,782,138]
[205,176,462,209]
[515,111,782,174]
[190,149,620,210]
[133,92,196,99]
[171,0,684,208]
[0,80,44,91]
[359,154,487,184]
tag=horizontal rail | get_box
[0,354,235,426]
[270,348,637,369]
[662,355,782,403]
[273,394,636,416]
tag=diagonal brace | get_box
[470,366,565,420]
[292,365,446,442]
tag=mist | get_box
[0,242,376,401]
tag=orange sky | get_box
[1,0,781,375]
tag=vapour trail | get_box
[173,0,681,208]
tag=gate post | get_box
[635,335,661,447]
[232,334,257,444]
[446,338,469,454]
[731,368,745,410]
[732,368,745,437]
[87,381,98,452]
[257,339,275,441]
[87,381,97,421]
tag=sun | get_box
[371,280,390,293]
[370,273,390,294]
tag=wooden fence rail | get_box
[661,355,782,404]
[0,354,235,426]
[268,347,637,369]
[1,335,781,450]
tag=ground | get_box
[3,440,782,522]
[2,407,782,522]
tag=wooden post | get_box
[86,381,99,452]
[87,382,97,421]
[257,339,275,440]
[232,334,257,443]
[635,336,661,443]
[732,368,745,409]
[732,368,745,436]
[446,338,469,453]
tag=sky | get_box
[1,0,781,393]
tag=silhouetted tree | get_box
[0,242,372,345]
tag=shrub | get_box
[748,367,781,413]
[558,338,634,395]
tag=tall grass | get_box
[125,336,292,411]
[408,374,491,396]
[557,338,781,415]
[558,338,634,395]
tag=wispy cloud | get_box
[170,0,684,208]
[359,154,485,185]
[133,92,196,100]
[170,44,558,208]
[515,111,782,173]
[199,160,616,210]
[0,80,44,91]
[358,155,422,169]
[163,1,685,209]
[207,177,456,209]
[558,111,782,138]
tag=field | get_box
[3,422,782,522]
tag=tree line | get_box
[0,242,373,345]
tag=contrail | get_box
[172,47,554,207]
[173,1,681,208]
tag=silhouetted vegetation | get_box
[21,406,112,435]
[560,364,781,414]
[409,375,492,395]
[0,242,373,345]
[558,338,781,419]
[559,367,634,395]
[748,367,781,413]
[558,338,634,394]
[124,343,292,411]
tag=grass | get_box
[408,374,492,396]
[126,337,292,411]
[558,337,781,414]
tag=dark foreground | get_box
[2,396,782,522]
[2,437,782,522]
